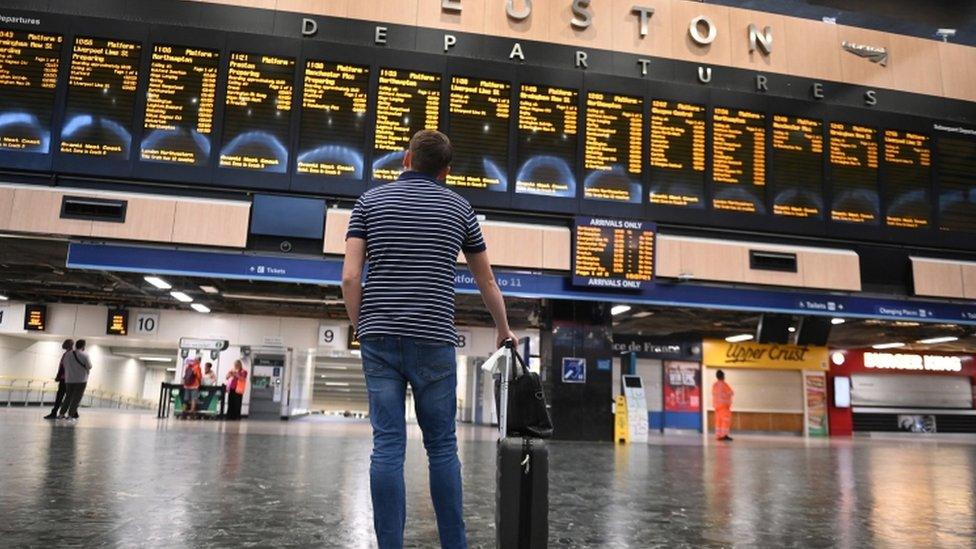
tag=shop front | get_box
[702,340,830,436]
[828,350,976,435]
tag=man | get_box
[202,362,218,386]
[182,358,202,417]
[712,369,734,441]
[59,339,92,420]
[342,130,516,549]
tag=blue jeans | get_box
[360,336,467,549]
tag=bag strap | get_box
[506,340,529,378]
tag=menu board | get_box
[882,130,930,229]
[296,61,369,178]
[711,107,766,213]
[515,84,578,198]
[60,36,141,159]
[648,100,705,208]
[829,122,879,224]
[0,30,62,153]
[937,136,976,233]
[106,308,128,336]
[583,92,642,203]
[140,44,219,166]
[446,76,510,191]
[371,68,441,181]
[219,51,294,172]
[573,216,655,289]
[770,115,823,219]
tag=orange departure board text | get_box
[297,61,369,178]
[771,115,823,219]
[371,68,440,181]
[712,107,766,213]
[648,100,705,208]
[573,216,655,289]
[583,92,642,203]
[515,84,578,198]
[446,76,510,191]
[0,30,62,153]
[829,122,879,224]
[883,130,930,229]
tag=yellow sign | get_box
[703,339,828,371]
[614,395,629,444]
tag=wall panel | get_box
[171,200,250,248]
[889,34,944,97]
[484,0,551,41]
[416,0,487,34]
[8,188,92,237]
[938,42,976,103]
[964,264,976,300]
[0,187,14,231]
[783,17,842,82]
[90,197,176,243]
[911,257,965,298]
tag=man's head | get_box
[62,339,74,351]
[716,369,725,381]
[403,129,452,179]
[205,362,213,372]
[75,339,86,351]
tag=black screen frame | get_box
[824,105,885,243]
[876,111,936,247]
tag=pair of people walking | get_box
[44,339,92,420]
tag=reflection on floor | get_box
[1,409,974,547]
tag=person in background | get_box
[44,339,73,420]
[712,369,734,442]
[59,340,92,420]
[202,362,218,386]
[225,359,248,420]
[182,357,202,418]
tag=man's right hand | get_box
[497,329,519,348]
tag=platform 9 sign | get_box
[319,323,344,350]
[133,312,160,336]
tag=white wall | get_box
[703,368,803,413]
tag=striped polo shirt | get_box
[346,171,487,345]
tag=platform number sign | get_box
[457,329,471,351]
[133,312,160,336]
[319,323,343,350]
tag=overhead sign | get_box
[318,323,344,350]
[24,304,46,332]
[179,337,229,351]
[105,308,128,336]
[133,311,159,336]
[702,339,829,371]
[863,352,963,373]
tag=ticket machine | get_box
[249,349,292,420]
[622,375,648,443]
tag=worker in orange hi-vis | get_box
[712,370,734,442]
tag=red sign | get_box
[664,360,701,412]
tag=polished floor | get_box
[1,409,974,548]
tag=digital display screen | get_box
[60,36,141,159]
[711,107,766,213]
[771,115,823,219]
[648,100,705,208]
[829,122,879,224]
[515,84,578,198]
[297,61,369,179]
[883,130,930,229]
[140,44,219,166]
[937,136,976,233]
[583,92,642,203]
[573,216,655,289]
[219,51,294,172]
[24,304,46,331]
[106,308,128,336]
[372,68,441,181]
[0,30,62,153]
[446,76,510,191]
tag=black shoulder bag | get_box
[495,340,553,439]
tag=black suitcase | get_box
[496,340,549,548]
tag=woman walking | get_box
[43,339,73,420]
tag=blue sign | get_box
[597,358,611,372]
[562,357,586,384]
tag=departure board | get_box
[297,61,369,178]
[829,122,879,224]
[446,76,510,192]
[937,136,976,233]
[648,100,705,208]
[712,107,766,213]
[515,84,578,197]
[771,115,823,219]
[572,216,655,289]
[140,44,219,166]
[882,130,930,229]
[0,30,62,153]
[60,36,141,159]
[583,92,642,203]
[372,68,441,181]
[219,51,294,172]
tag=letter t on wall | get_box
[632,6,655,38]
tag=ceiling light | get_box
[222,293,339,304]
[170,291,193,303]
[139,357,172,362]
[611,305,632,316]
[200,285,220,294]
[831,351,846,366]
[632,311,653,318]
[916,336,959,344]
[325,382,350,387]
[725,334,754,343]
[0,294,8,301]
[788,326,796,333]
[144,276,171,290]
[190,303,211,313]
[872,342,905,350]
[165,368,176,373]
[831,318,846,325]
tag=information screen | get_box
[648,100,705,208]
[883,130,930,229]
[297,61,369,178]
[24,304,46,331]
[573,216,655,289]
[372,68,441,181]
[583,92,642,203]
[829,122,879,224]
[515,84,578,198]
[937,135,976,233]
[60,36,141,159]
[0,30,62,153]
[106,308,128,336]
[219,51,294,172]
[140,44,219,166]
[770,115,823,219]
[711,107,766,213]
[446,76,510,192]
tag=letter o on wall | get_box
[688,16,716,45]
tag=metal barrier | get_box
[0,376,154,410]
